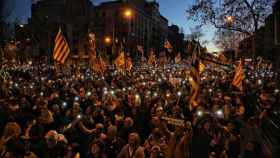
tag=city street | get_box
[0,0,280,158]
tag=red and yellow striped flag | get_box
[126,57,133,72]
[99,56,107,73]
[148,50,157,66]
[189,43,200,110]
[164,39,173,52]
[175,53,181,64]
[53,29,70,64]
[232,59,245,91]
[88,33,97,62]
[114,52,125,70]
[199,63,206,74]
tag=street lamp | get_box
[124,9,133,19]
[225,15,236,56]
[122,8,133,54]
[104,36,112,44]
[225,16,233,26]
[89,33,95,40]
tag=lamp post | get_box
[124,9,132,19]
[110,8,133,58]
[104,36,113,64]
[122,8,133,55]
[226,16,233,27]
[225,15,236,58]
[104,36,112,44]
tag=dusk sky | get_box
[11,0,218,52]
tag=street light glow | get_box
[124,9,132,18]
[104,36,112,44]
[226,16,233,22]
[216,109,223,117]
[197,110,203,117]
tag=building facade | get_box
[91,0,169,58]
[167,25,185,56]
[29,0,172,61]
[29,0,93,62]
[239,0,280,66]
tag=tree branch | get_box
[214,25,251,35]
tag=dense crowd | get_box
[0,59,279,158]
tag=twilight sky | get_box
[10,0,218,52]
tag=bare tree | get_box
[186,0,275,57]
[214,29,243,50]
[188,25,209,46]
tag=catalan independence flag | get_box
[88,33,97,62]
[99,56,107,73]
[126,56,133,72]
[148,50,157,66]
[189,43,200,110]
[53,29,70,64]
[232,59,245,91]
[164,39,173,52]
[114,52,125,70]
[175,52,181,64]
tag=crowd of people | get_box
[0,58,279,158]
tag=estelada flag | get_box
[114,52,125,70]
[232,59,245,91]
[126,57,133,72]
[164,39,173,52]
[92,58,100,72]
[99,56,107,73]
[88,33,97,62]
[199,63,206,74]
[53,29,70,64]
[148,50,157,66]
[175,53,181,64]
[189,43,201,110]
